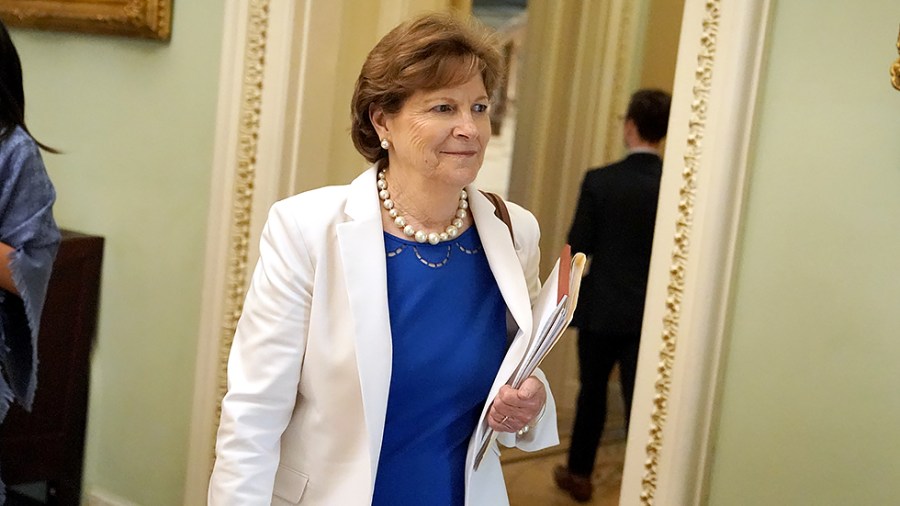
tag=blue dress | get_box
[0,126,59,417]
[0,126,59,503]
[372,226,507,506]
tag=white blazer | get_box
[208,166,559,505]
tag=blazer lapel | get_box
[335,178,537,485]
[336,166,392,482]
[467,189,535,447]
[469,189,532,337]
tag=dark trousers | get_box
[566,329,640,477]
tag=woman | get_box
[209,13,557,505]
[0,19,61,503]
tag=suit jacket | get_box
[208,166,559,505]
[568,152,662,334]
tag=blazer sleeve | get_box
[209,201,314,505]
[499,366,559,451]
[498,202,560,452]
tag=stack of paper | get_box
[474,245,587,469]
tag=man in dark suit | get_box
[554,89,671,502]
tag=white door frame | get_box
[183,0,342,502]
[184,1,775,504]
[620,0,772,504]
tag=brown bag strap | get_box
[480,190,514,241]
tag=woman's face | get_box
[378,74,491,190]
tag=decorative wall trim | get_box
[619,0,773,504]
[0,0,172,40]
[214,0,270,440]
[183,1,271,503]
[639,2,720,503]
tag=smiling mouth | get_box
[443,151,478,156]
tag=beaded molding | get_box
[214,0,271,456]
[639,1,720,504]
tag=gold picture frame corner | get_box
[891,24,900,91]
[0,0,172,41]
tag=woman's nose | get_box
[454,113,479,139]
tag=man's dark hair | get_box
[626,89,671,143]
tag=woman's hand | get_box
[487,375,546,433]
[0,242,18,295]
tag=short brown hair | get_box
[350,13,503,163]
[626,89,672,143]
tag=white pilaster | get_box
[620,0,772,504]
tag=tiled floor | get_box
[503,440,626,506]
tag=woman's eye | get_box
[432,104,453,113]
[473,103,489,113]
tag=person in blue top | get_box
[209,12,559,506]
[0,18,61,504]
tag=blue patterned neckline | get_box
[383,226,481,269]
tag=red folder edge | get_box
[558,244,572,303]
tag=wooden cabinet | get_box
[0,230,104,505]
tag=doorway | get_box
[481,0,684,504]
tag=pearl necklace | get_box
[377,169,468,245]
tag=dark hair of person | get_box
[0,20,58,153]
[351,13,503,163]
[626,89,672,144]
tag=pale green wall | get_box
[707,1,900,504]
[11,0,224,503]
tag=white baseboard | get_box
[87,488,139,506]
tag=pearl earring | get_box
[380,139,390,150]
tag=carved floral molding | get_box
[640,1,721,504]
[212,0,270,454]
